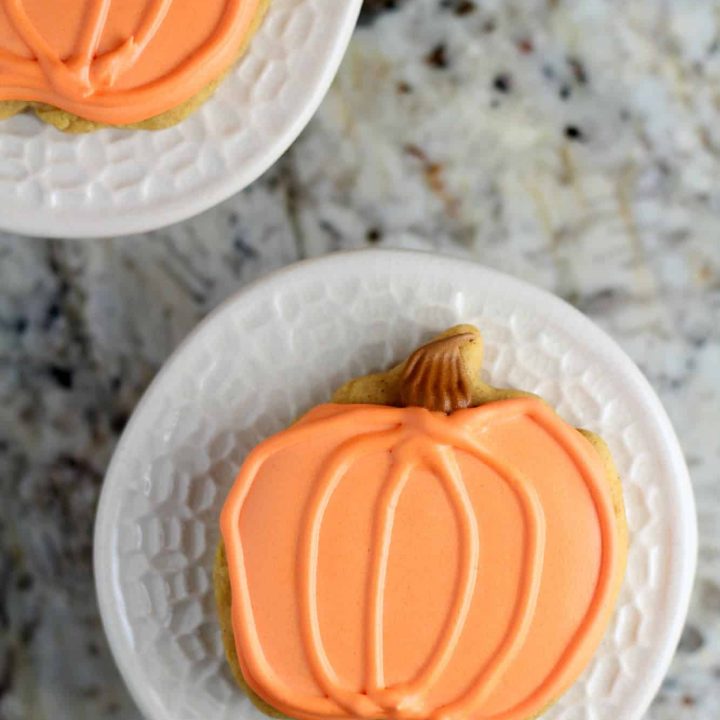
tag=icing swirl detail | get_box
[221,399,623,720]
[0,0,262,123]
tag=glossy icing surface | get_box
[0,0,261,123]
[220,399,623,720]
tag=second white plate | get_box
[0,0,362,238]
[95,250,696,720]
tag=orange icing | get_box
[220,399,623,720]
[0,0,262,123]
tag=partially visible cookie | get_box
[215,325,628,720]
[0,0,269,131]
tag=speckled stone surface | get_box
[0,1,718,719]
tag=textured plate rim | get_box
[94,249,698,720]
[0,0,363,239]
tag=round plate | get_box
[0,0,362,239]
[95,250,697,720]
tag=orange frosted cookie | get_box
[215,325,628,720]
[0,0,268,131]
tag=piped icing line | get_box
[220,399,621,720]
[365,446,416,704]
[68,0,109,78]
[424,432,547,720]
[298,428,405,718]
[472,409,621,720]
[0,0,263,123]
[2,0,201,95]
[87,0,174,90]
[367,443,480,715]
[0,48,34,75]
[72,0,118,83]
[2,0,74,92]
[444,401,619,720]
[220,408,404,718]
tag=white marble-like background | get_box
[0,1,718,718]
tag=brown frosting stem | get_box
[399,333,475,413]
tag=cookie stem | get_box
[399,333,475,413]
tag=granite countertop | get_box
[0,1,718,718]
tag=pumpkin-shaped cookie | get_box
[0,0,267,128]
[216,326,627,720]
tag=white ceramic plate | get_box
[0,0,361,239]
[95,250,697,720]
